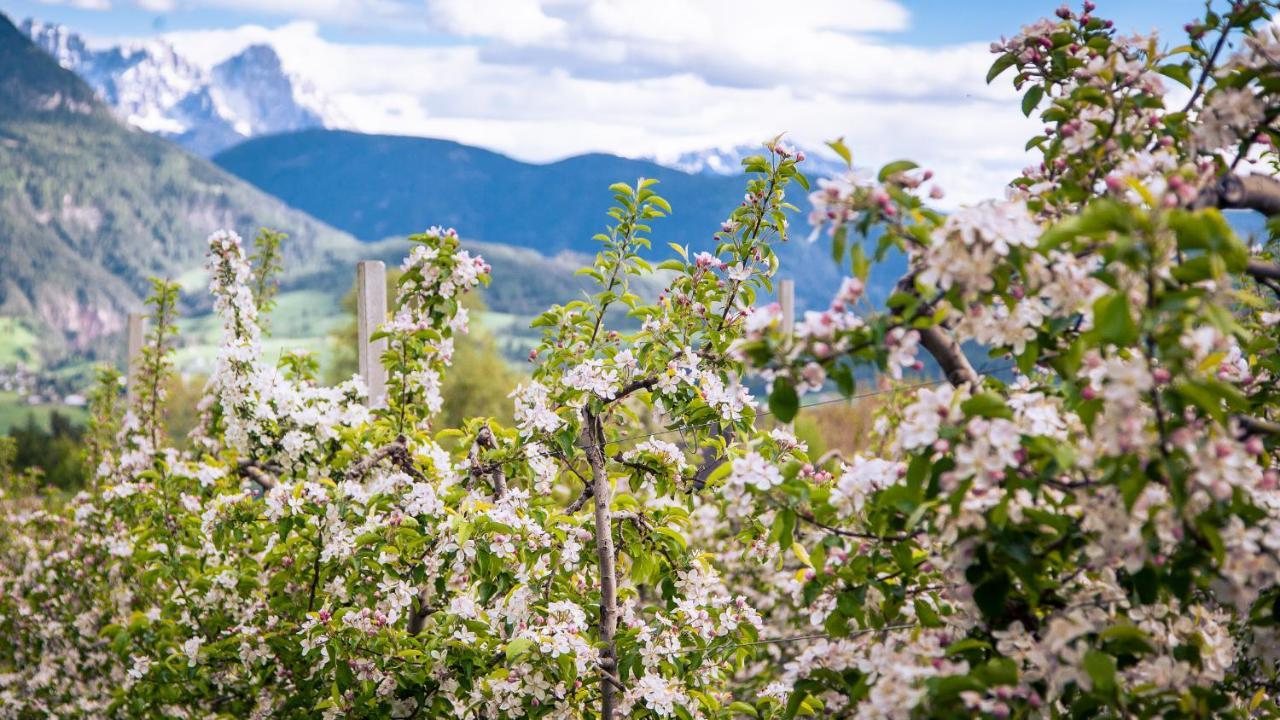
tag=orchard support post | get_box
[779,279,795,339]
[126,312,145,404]
[357,261,388,408]
[778,279,795,428]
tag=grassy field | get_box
[0,318,41,367]
[173,289,346,375]
[0,390,88,432]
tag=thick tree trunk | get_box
[583,411,618,720]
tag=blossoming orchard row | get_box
[3,2,1280,718]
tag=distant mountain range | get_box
[212,129,880,308]
[20,19,339,156]
[0,12,358,355]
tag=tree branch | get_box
[918,324,979,387]
[406,590,436,635]
[1237,415,1280,438]
[608,375,658,404]
[1248,259,1280,282]
[783,501,922,542]
[892,272,978,389]
[566,485,594,514]
[468,425,507,499]
[237,460,280,491]
[343,438,407,483]
[1199,172,1280,217]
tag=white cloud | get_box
[427,0,566,43]
[172,0,424,29]
[135,0,176,10]
[40,0,112,10]
[157,0,1037,203]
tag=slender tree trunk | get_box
[583,410,618,720]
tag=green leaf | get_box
[1092,293,1138,346]
[961,392,1012,420]
[769,377,800,423]
[771,509,797,551]
[850,242,869,282]
[878,160,918,182]
[1083,650,1117,693]
[946,638,992,656]
[1158,63,1193,88]
[1099,624,1155,656]
[1021,85,1044,116]
[825,138,853,167]
[914,599,943,628]
[986,52,1017,83]
[505,637,536,662]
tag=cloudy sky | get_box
[5,0,1207,202]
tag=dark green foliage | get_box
[6,411,85,490]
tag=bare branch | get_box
[1249,259,1280,283]
[1237,415,1280,438]
[565,485,594,514]
[1200,172,1280,217]
[891,272,978,389]
[774,498,923,542]
[237,460,279,491]
[468,425,507,499]
[343,438,406,483]
[918,324,979,387]
[608,375,658,404]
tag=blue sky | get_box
[3,0,1211,46]
[0,0,1221,201]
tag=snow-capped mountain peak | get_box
[20,18,343,156]
[651,142,851,181]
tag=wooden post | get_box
[126,312,145,403]
[779,279,795,338]
[356,261,388,408]
[778,279,796,429]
